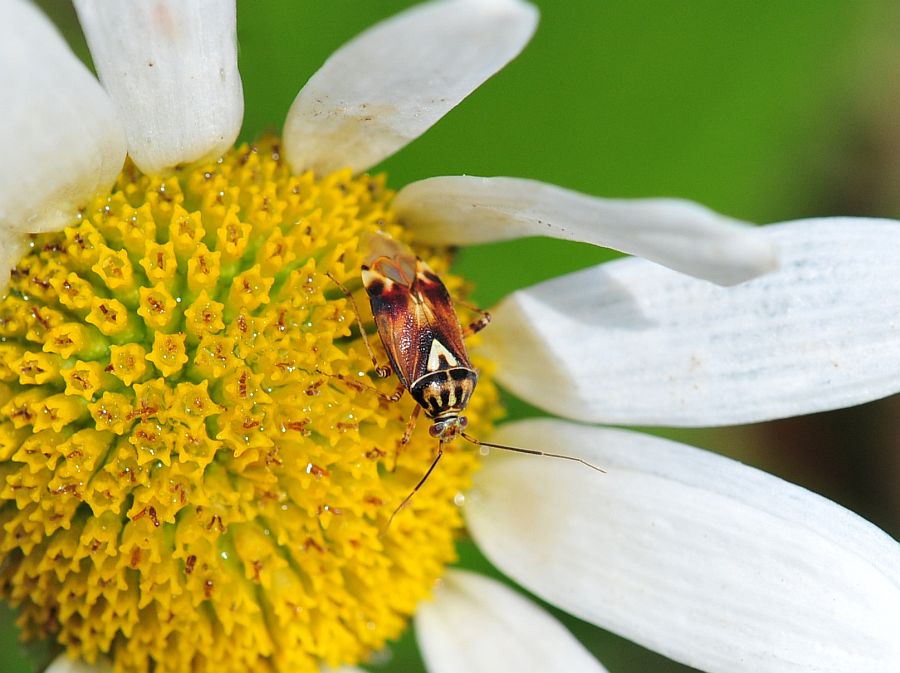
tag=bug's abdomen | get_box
[410,368,477,419]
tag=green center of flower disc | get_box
[0,139,498,673]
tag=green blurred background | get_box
[6,1,899,671]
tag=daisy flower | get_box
[1,2,898,673]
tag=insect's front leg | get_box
[326,271,392,377]
[391,404,422,472]
[456,297,492,337]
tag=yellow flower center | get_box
[0,139,498,673]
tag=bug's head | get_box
[429,415,467,442]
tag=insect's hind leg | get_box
[326,271,391,377]
[316,368,405,403]
[457,298,492,337]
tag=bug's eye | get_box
[458,416,468,430]
[429,421,447,438]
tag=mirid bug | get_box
[347,232,602,526]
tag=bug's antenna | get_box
[460,433,605,473]
[382,441,445,534]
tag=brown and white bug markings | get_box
[361,232,482,445]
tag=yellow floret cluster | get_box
[0,139,498,673]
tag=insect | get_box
[336,232,602,527]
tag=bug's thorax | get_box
[410,365,477,420]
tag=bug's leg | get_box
[391,404,422,472]
[457,298,492,337]
[399,404,422,449]
[385,381,406,402]
[326,271,391,377]
[316,369,404,403]
[383,440,444,533]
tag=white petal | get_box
[0,0,126,233]
[466,419,900,673]
[46,653,112,673]
[416,570,609,673]
[0,231,30,293]
[283,0,538,175]
[396,176,776,285]
[74,0,243,174]
[481,217,900,426]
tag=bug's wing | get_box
[362,259,423,388]
[362,230,473,384]
[413,259,472,370]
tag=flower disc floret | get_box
[0,139,498,673]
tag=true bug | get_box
[341,232,602,526]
